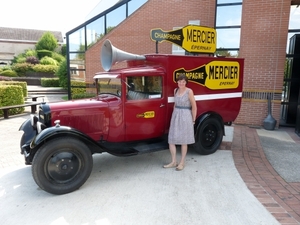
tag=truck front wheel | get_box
[32,137,93,195]
[194,117,223,155]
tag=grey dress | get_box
[168,88,195,145]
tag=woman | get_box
[164,74,197,171]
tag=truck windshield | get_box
[97,78,122,96]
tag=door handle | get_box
[160,104,165,108]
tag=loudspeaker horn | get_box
[101,39,146,71]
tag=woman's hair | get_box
[176,74,188,84]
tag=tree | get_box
[76,44,86,60]
[36,32,58,51]
[61,44,67,57]
[215,48,239,57]
[55,59,68,89]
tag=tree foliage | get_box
[215,48,238,57]
[61,44,67,57]
[35,31,58,51]
[55,59,68,89]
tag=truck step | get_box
[99,137,168,156]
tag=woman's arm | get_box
[189,89,197,123]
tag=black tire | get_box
[32,137,93,195]
[194,117,223,155]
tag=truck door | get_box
[124,75,166,141]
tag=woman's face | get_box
[177,79,187,88]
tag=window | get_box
[70,66,78,75]
[126,76,162,100]
[215,0,243,57]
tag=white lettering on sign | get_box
[154,33,181,41]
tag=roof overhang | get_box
[291,0,300,5]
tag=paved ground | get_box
[231,126,300,225]
[0,90,299,225]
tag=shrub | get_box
[0,70,18,77]
[16,57,26,63]
[41,78,60,87]
[55,59,67,89]
[26,56,39,65]
[37,50,52,59]
[71,81,86,99]
[51,52,65,64]
[40,56,58,66]
[72,92,96,99]
[33,64,58,73]
[11,53,26,64]
[0,81,27,97]
[1,65,12,71]
[35,31,58,51]
[0,85,24,117]
[25,49,37,57]
[12,63,34,75]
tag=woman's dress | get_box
[168,88,195,145]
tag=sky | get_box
[0,0,103,37]
[0,1,299,50]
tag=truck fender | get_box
[31,126,101,154]
[194,112,225,141]
[19,118,37,148]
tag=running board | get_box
[98,138,169,156]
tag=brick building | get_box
[69,0,300,128]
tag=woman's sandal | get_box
[176,164,184,171]
[163,162,177,168]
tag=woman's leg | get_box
[163,144,177,168]
[177,144,187,170]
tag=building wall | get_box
[85,0,216,82]
[236,0,290,127]
[85,0,292,127]
[0,41,36,64]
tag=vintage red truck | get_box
[19,39,244,195]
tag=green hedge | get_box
[0,70,18,77]
[0,85,25,117]
[72,92,96,99]
[33,64,58,73]
[70,81,96,99]
[41,78,60,87]
[0,81,27,97]
[37,50,52,59]
[71,81,86,99]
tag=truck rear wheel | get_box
[32,137,93,195]
[194,117,223,155]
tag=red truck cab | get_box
[19,40,244,195]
